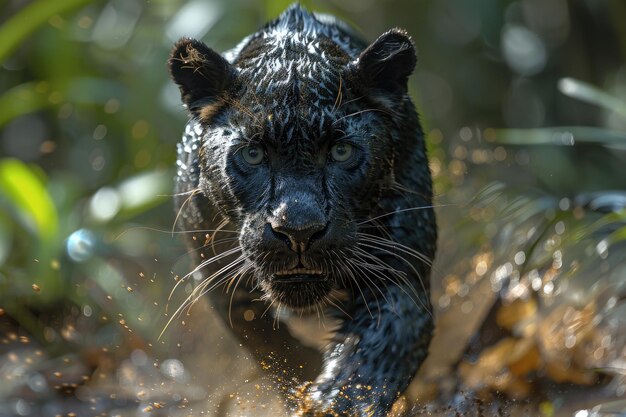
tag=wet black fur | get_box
[169,4,436,416]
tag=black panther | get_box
[168,4,436,416]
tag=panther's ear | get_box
[168,38,234,115]
[355,29,416,96]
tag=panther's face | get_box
[203,94,393,310]
[169,28,418,310]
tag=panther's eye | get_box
[330,143,353,162]
[241,145,264,165]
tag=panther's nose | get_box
[268,199,328,252]
[270,221,328,253]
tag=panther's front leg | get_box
[302,285,433,417]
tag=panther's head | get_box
[169,14,428,310]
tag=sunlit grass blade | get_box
[608,224,626,245]
[0,0,93,62]
[0,158,58,244]
[574,399,626,417]
[492,126,626,146]
[558,77,626,120]
[574,191,626,213]
[0,214,11,266]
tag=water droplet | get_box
[90,187,121,222]
[161,359,186,382]
[244,309,255,321]
[131,349,148,367]
[596,240,608,259]
[66,229,96,262]
[501,24,547,76]
[438,294,451,309]
[461,300,473,314]
[475,260,488,276]
[27,373,48,393]
[543,281,554,295]
[15,399,31,416]
[555,221,565,235]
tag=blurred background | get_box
[1,0,626,416]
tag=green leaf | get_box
[0,0,94,62]
[0,82,50,129]
[492,126,626,146]
[558,77,626,120]
[608,224,626,245]
[0,214,11,266]
[264,0,312,20]
[0,158,59,244]
[0,78,127,128]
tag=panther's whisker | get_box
[389,181,437,200]
[182,261,248,322]
[352,247,430,315]
[260,297,276,319]
[187,245,242,277]
[326,293,352,320]
[315,299,327,327]
[114,226,239,242]
[353,245,417,282]
[358,233,433,263]
[355,242,425,282]
[357,241,428,310]
[368,218,395,242]
[351,253,418,316]
[357,233,434,267]
[357,235,439,301]
[331,74,343,113]
[176,255,245,311]
[335,94,365,109]
[168,246,242,302]
[336,250,356,296]
[332,107,393,124]
[341,257,375,319]
[225,262,250,294]
[348,254,395,300]
[159,255,245,340]
[172,188,200,234]
[174,236,239,269]
[227,263,253,327]
[358,204,452,225]
[181,255,244,299]
[331,251,348,290]
[193,256,246,299]
[273,302,283,330]
[168,188,202,197]
[356,261,421,318]
[209,218,234,256]
[345,257,388,321]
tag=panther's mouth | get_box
[262,264,331,309]
[273,268,325,283]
